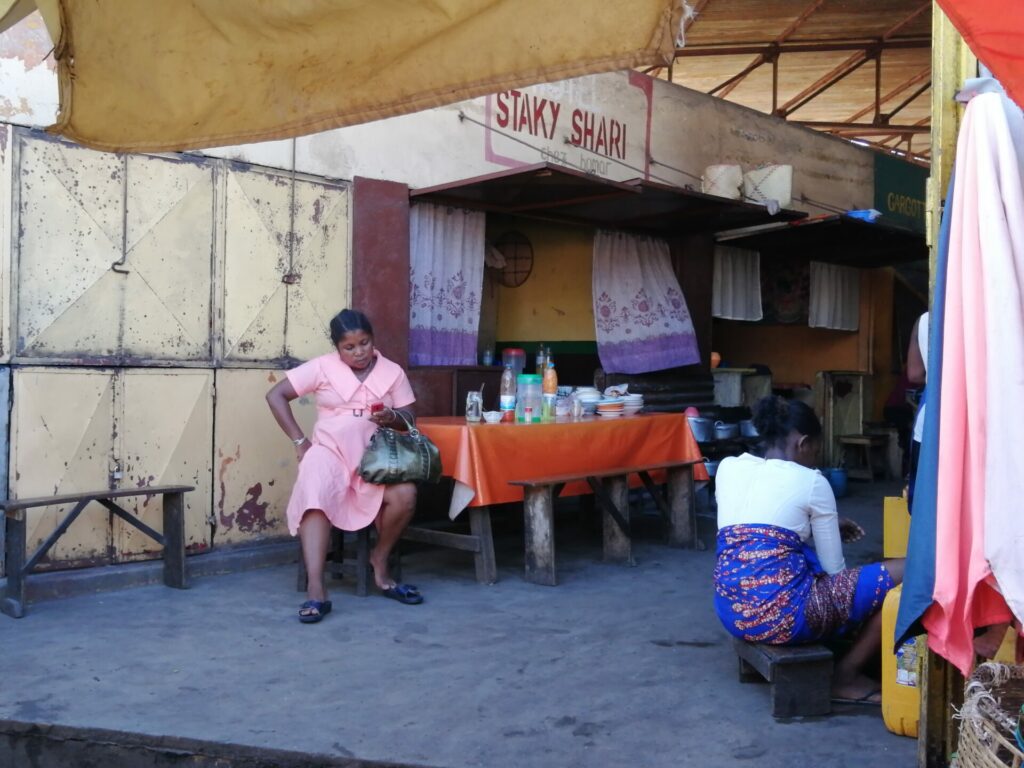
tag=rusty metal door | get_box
[221,164,349,364]
[12,131,215,364]
[120,155,214,361]
[285,179,350,360]
[212,368,316,545]
[14,134,124,361]
[115,368,213,562]
[9,368,118,569]
[0,125,12,365]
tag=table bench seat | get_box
[510,460,702,586]
[2,485,194,618]
[733,638,834,717]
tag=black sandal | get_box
[298,599,332,623]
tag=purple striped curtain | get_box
[409,203,485,366]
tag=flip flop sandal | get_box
[831,689,882,707]
[381,584,424,605]
[298,599,332,623]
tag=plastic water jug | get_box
[882,584,921,738]
[515,374,542,423]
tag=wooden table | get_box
[409,413,707,584]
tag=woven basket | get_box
[955,663,1024,768]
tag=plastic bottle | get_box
[535,344,547,374]
[499,365,516,422]
[541,361,558,421]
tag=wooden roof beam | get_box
[886,80,931,120]
[776,53,872,117]
[846,66,930,122]
[797,122,929,135]
[713,0,825,99]
[676,37,929,57]
[774,2,930,118]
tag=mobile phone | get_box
[370,402,384,414]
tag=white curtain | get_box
[409,203,486,365]
[809,261,860,331]
[712,245,763,321]
[592,230,700,374]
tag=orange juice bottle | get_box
[541,361,558,421]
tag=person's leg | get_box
[299,509,332,604]
[370,483,417,590]
[832,609,884,702]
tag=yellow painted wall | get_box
[714,269,897,418]
[491,218,595,341]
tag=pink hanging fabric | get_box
[923,90,1022,675]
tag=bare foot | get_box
[974,623,1011,659]
[369,549,395,591]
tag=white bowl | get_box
[482,411,503,424]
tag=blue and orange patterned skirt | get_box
[714,524,893,645]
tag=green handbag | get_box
[358,411,442,485]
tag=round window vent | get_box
[494,231,534,288]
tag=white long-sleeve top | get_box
[715,453,846,574]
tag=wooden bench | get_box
[509,460,701,586]
[400,507,497,586]
[733,638,834,717]
[2,485,194,618]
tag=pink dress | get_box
[284,351,416,535]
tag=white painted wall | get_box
[1,10,873,213]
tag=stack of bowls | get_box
[596,397,625,418]
[622,393,644,415]
[575,387,602,415]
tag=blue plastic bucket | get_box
[823,467,848,498]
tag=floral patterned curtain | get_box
[592,230,700,374]
[409,203,486,366]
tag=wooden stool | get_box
[734,639,834,717]
[837,435,888,481]
[296,527,401,597]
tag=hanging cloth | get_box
[918,91,1022,675]
[409,203,485,366]
[808,262,859,331]
[592,230,700,374]
[712,245,763,321]
[895,174,952,650]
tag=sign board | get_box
[874,154,927,233]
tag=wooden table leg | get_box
[523,489,556,586]
[2,512,26,618]
[469,506,497,585]
[162,491,189,589]
[667,466,698,549]
[602,476,633,566]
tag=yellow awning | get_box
[0,0,681,153]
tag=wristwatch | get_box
[292,436,308,446]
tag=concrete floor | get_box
[0,481,914,768]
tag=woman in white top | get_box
[714,396,904,705]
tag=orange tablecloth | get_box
[417,413,708,518]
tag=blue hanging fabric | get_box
[894,172,953,650]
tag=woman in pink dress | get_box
[266,309,422,622]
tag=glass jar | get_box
[465,391,482,422]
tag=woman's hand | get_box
[370,407,409,429]
[295,439,311,463]
[838,517,865,543]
